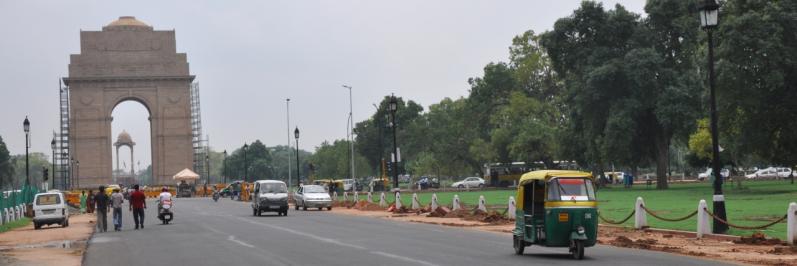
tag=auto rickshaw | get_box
[312,179,345,195]
[513,170,598,259]
[368,177,390,192]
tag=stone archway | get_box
[64,16,195,187]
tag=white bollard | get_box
[478,195,487,212]
[1,208,6,224]
[788,202,797,245]
[411,193,420,209]
[14,206,20,220]
[367,192,373,203]
[452,195,461,211]
[634,197,647,229]
[431,194,439,210]
[395,192,402,209]
[333,191,338,201]
[697,199,711,238]
[354,191,359,202]
[507,196,516,219]
[343,192,349,202]
[379,192,387,207]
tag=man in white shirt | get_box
[110,188,124,231]
[158,187,172,210]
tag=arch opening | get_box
[111,100,153,186]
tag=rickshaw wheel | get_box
[571,240,584,260]
[513,235,525,255]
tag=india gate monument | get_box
[64,16,195,187]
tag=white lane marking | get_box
[237,217,367,250]
[370,251,440,266]
[227,235,255,248]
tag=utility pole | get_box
[286,98,292,188]
[343,85,356,182]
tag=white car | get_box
[32,191,69,229]
[746,167,794,179]
[697,168,730,180]
[451,177,485,188]
[293,185,333,211]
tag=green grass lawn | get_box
[346,180,797,239]
[0,217,30,233]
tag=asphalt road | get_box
[84,197,728,266]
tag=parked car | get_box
[293,185,332,211]
[251,180,289,216]
[451,177,485,188]
[746,167,794,179]
[32,191,69,229]
[414,177,440,189]
[697,168,730,181]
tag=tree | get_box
[309,140,369,180]
[354,95,423,175]
[0,135,12,189]
[716,0,797,179]
[541,1,701,188]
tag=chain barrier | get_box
[598,210,635,225]
[640,205,698,222]
[703,208,787,230]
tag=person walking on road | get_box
[87,189,95,213]
[79,191,87,214]
[111,188,125,231]
[94,186,109,232]
[129,185,146,229]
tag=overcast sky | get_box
[0,0,645,168]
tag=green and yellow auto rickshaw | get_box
[513,170,598,259]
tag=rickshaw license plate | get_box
[558,213,569,222]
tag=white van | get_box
[32,191,69,229]
[251,180,289,216]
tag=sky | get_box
[0,0,646,167]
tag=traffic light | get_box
[43,167,49,181]
[386,161,393,176]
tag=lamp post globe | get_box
[699,0,719,29]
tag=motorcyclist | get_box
[158,186,173,211]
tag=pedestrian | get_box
[129,184,146,230]
[111,188,124,231]
[79,191,87,214]
[94,186,109,232]
[87,189,95,213]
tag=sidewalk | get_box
[0,213,94,266]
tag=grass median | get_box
[0,217,30,233]
[347,180,796,239]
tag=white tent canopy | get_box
[173,168,200,181]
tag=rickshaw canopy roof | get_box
[518,170,592,186]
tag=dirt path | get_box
[0,214,94,266]
[331,206,797,266]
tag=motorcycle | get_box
[158,200,173,225]
[212,191,220,202]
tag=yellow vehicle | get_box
[368,177,390,192]
[513,170,598,259]
[485,162,542,187]
[104,184,121,196]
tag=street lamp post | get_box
[294,127,301,188]
[23,117,30,189]
[51,138,56,190]
[205,154,210,185]
[286,98,292,190]
[388,95,399,190]
[223,150,228,184]
[343,85,356,182]
[75,160,80,189]
[243,144,248,182]
[699,0,727,234]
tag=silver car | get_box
[293,185,332,211]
